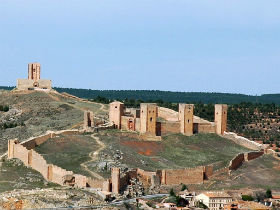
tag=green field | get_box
[35,134,100,177]
[98,131,251,171]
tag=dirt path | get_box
[80,134,106,180]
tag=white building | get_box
[196,191,233,210]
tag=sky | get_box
[0,0,279,95]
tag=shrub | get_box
[181,184,188,191]
[266,189,272,198]
[169,188,176,197]
[242,195,254,201]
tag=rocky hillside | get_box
[0,90,108,155]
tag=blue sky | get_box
[0,0,279,95]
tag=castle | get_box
[109,102,228,139]
[17,63,52,90]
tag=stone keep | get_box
[17,63,52,90]
[179,104,194,136]
[215,104,228,135]
[140,103,157,135]
[28,63,41,81]
[109,101,124,129]
[111,168,120,194]
[84,110,94,129]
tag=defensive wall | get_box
[7,129,106,189]
[228,151,264,171]
[223,132,266,150]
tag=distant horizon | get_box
[1,85,280,97]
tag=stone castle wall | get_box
[223,132,265,150]
[246,151,264,161]
[30,150,49,180]
[87,177,104,189]
[229,153,245,170]
[159,121,180,135]
[160,167,205,185]
[13,144,29,166]
[17,79,52,91]
[196,123,216,133]
[8,130,102,189]
[228,151,264,171]
[137,168,156,183]
[158,107,179,122]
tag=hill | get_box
[2,86,280,104]
[0,90,108,155]
[54,88,280,104]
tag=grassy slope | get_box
[35,134,100,178]
[0,91,106,155]
[0,159,58,193]
[98,131,251,171]
[204,155,280,191]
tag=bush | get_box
[3,105,9,112]
[266,189,272,198]
[181,184,188,191]
[169,188,176,197]
[242,195,254,201]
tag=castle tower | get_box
[179,104,194,136]
[8,139,18,159]
[215,104,228,135]
[111,168,120,194]
[109,101,124,129]
[140,103,157,135]
[28,63,41,81]
[84,110,94,130]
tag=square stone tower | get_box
[140,103,158,135]
[215,104,228,135]
[28,63,41,81]
[109,101,124,129]
[179,104,194,136]
[84,110,94,130]
[111,168,120,194]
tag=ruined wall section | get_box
[160,121,180,135]
[195,123,216,133]
[245,151,264,161]
[30,150,49,180]
[158,107,179,121]
[160,167,205,185]
[223,132,265,150]
[13,144,29,166]
[48,164,74,185]
[228,153,245,170]
[87,178,104,189]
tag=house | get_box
[224,201,271,210]
[195,191,233,210]
[179,190,197,207]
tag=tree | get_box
[266,189,272,198]
[181,184,188,191]
[169,188,176,197]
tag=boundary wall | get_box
[223,132,265,150]
[228,151,264,171]
[7,129,105,189]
